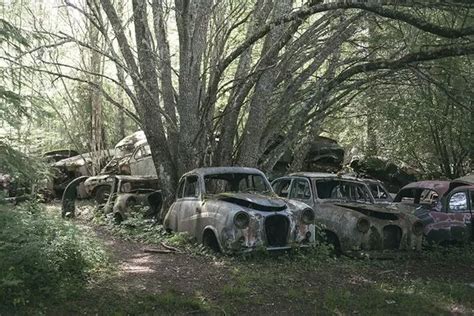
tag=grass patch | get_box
[322,279,473,315]
[0,201,111,313]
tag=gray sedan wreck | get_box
[163,167,315,253]
[272,173,423,256]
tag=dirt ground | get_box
[46,215,472,316]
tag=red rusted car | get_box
[394,180,473,244]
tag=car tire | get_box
[324,230,342,256]
[114,212,123,224]
[95,186,111,205]
[202,229,221,253]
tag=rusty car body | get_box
[394,180,473,244]
[84,132,156,203]
[43,149,79,163]
[100,131,147,175]
[272,173,423,255]
[51,149,114,198]
[163,167,316,253]
[103,175,162,223]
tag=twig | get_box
[160,242,180,252]
[144,248,174,254]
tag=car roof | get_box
[289,172,362,181]
[451,185,474,192]
[398,180,451,196]
[452,174,474,186]
[115,175,158,181]
[184,167,266,177]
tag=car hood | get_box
[320,200,404,221]
[213,192,287,212]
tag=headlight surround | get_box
[301,208,315,224]
[356,217,370,233]
[234,211,250,229]
[412,220,424,236]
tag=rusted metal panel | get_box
[103,175,161,222]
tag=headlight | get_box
[356,218,370,233]
[301,208,315,224]
[412,221,424,236]
[234,211,250,229]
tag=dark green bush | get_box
[0,202,110,311]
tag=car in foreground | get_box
[394,181,473,244]
[272,173,423,256]
[163,167,315,253]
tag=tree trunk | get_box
[237,0,294,167]
[215,0,272,166]
[88,9,103,175]
[175,0,212,175]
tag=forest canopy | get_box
[1,0,473,199]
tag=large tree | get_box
[3,0,474,207]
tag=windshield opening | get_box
[395,188,439,206]
[315,179,372,202]
[204,173,270,195]
[368,183,390,200]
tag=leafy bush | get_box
[0,202,110,312]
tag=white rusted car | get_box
[272,173,423,256]
[163,167,315,253]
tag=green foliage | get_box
[94,210,214,255]
[0,18,29,47]
[0,202,111,312]
[322,279,472,315]
[0,141,50,187]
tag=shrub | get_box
[0,201,110,312]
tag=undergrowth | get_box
[84,207,216,256]
[82,205,336,262]
[0,201,111,313]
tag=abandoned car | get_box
[100,130,147,175]
[163,167,316,253]
[272,173,423,255]
[43,149,79,163]
[84,133,156,203]
[103,175,162,223]
[50,149,114,198]
[394,181,473,244]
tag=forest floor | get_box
[4,202,474,315]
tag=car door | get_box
[167,178,185,231]
[446,189,472,242]
[179,175,202,237]
[271,177,292,199]
[129,145,156,176]
[288,177,314,208]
